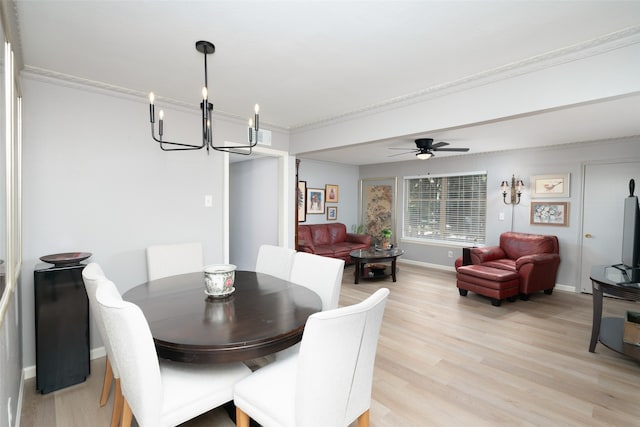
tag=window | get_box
[404,172,487,245]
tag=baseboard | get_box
[397,259,577,293]
[22,346,106,380]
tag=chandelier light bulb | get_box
[254,104,260,114]
[202,87,208,100]
[159,110,164,120]
[149,92,155,104]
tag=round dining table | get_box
[123,270,322,363]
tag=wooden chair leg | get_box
[357,409,370,427]
[100,356,114,407]
[121,398,133,427]
[236,407,250,427]
[110,378,123,427]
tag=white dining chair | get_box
[255,244,296,280]
[289,252,344,310]
[273,252,346,360]
[234,288,390,427]
[82,262,123,427]
[146,242,203,281]
[96,279,252,427]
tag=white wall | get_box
[230,157,279,270]
[359,138,640,289]
[297,159,359,229]
[19,74,267,367]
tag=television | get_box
[621,179,640,269]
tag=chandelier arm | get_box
[150,124,206,150]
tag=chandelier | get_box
[148,40,260,155]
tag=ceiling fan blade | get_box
[388,151,413,157]
[433,147,469,152]
[431,141,449,149]
[388,147,418,151]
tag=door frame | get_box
[223,146,294,263]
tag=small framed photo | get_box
[306,188,325,214]
[531,173,570,198]
[325,184,339,203]
[297,181,307,222]
[327,206,338,220]
[531,201,569,226]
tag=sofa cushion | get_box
[310,225,332,246]
[326,223,347,244]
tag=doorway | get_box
[580,160,640,292]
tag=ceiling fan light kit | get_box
[148,40,260,155]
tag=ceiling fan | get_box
[389,138,470,160]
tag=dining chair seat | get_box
[146,242,203,281]
[96,275,252,427]
[234,288,390,427]
[255,244,296,280]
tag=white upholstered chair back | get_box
[255,244,296,280]
[146,242,203,281]
[96,283,163,427]
[295,288,389,426]
[233,288,390,427]
[82,262,120,378]
[289,252,344,310]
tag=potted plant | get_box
[380,228,393,249]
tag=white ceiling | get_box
[11,1,640,165]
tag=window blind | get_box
[404,173,487,244]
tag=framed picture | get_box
[531,173,570,198]
[325,184,339,202]
[327,206,338,220]
[306,188,325,214]
[359,177,398,246]
[531,201,569,226]
[297,181,307,222]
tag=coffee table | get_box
[350,248,404,284]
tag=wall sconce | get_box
[501,175,525,205]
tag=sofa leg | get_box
[544,288,553,295]
[507,296,517,302]
[491,298,501,307]
[458,288,468,296]
[520,293,529,301]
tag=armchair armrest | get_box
[346,233,372,246]
[515,253,560,270]
[470,246,506,264]
[298,239,315,253]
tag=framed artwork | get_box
[306,188,325,214]
[359,177,398,246]
[531,173,570,198]
[327,206,338,220]
[297,181,307,222]
[531,201,569,226]
[325,184,339,202]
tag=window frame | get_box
[402,171,487,246]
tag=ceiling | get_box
[11,1,640,165]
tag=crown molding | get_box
[20,67,289,132]
[290,25,640,132]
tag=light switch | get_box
[204,195,213,207]
[499,212,505,221]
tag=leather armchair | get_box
[456,232,560,298]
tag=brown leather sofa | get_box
[455,232,560,305]
[298,223,371,264]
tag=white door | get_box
[580,161,640,292]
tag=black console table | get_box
[34,262,90,393]
[589,265,640,362]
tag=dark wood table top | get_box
[123,270,322,363]
[350,247,404,261]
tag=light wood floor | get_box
[21,263,640,426]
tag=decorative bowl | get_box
[204,264,236,298]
